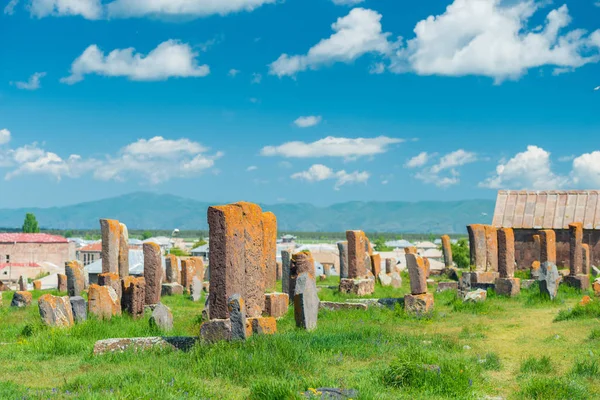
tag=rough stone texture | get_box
[406,253,428,295]
[347,231,368,279]
[385,258,396,274]
[495,277,521,297]
[276,261,282,281]
[441,235,453,267]
[190,276,202,302]
[337,241,349,279]
[149,303,173,332]
[18,275,27,291]
[118,223,129,279]
[88,284,121,320]
[423,257,431,278]
[65,260,85,297]
[11,291,32,307]
[370,254,381,277]
[582,244,591,275]
[38,294,74,327]
[464,289,487,303]
[121,276,145,319]
[539,261,560,300]
[294,272,319,331]
[539,229,556,264]
[466,271,499,284]
[563,275,590,291]
[281,249,292,296]
[98,272,122,300]
[180,259,196,292]
[70,296,87,322]
[200,319,232,343]
[436,281,458,292]
[33,280,42,290]
[467,224,487,270]
[580,295,592,306]
[404,293,434,316]
[390,272,402,288]
[378,272,392,287]
[264,293,289,318]
[569,223,583,276]
[190,257,206,282]
[262,212,277,290]
[246,317,277,336]
[533,234,541,264]
[322,263,333,277]
[165,254,180,284]
[497,228,515,278]
[459,273,471,292]
[161,283,184,296]
[592,278,600,297]
[531,261,541,279]
[443,267,460,281]
[94,337,197,355]
[521,279,537,289]
[228,294,246,341]
[289,251,316,301]
[302,388,359,399]
[339,278,375,296]
[404,246,417,255]
[143,242,162,306]
[100,219,120,274]
[319,301,368,311]
[484,225,498,272]
[57,273,67,292]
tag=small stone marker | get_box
[227,294,246,341]
[98,272,122,300]
[100,218,120,274]
[11,291,32,307]
[70,296,87,322]
[264,293,289,318]
[33,280,42,290]
[246,317,277,336]
[38,294,74,327]
[57,273,67,292]
[390,272,402,288]
[339,278,375,295]
[118,223,130,279]
[385,258,395,274]
[143,242,163,305]
[436,282,458,292]
[337,241,349,279]
[121,276,146,319]
[18,275,27,291]
[161,283,184,296]
[200,319,232,343]
[441,235,453,268]
[281,249,292,296]
[294,272,319,331]
[65,260,85,297]
[149,303,173,332]
[464,289,487,303]
[88,284,121,320]
[190,276,202,302]
[404,293,434,316]
[378,272,392,287]
[539,261,560,300]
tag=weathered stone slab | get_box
[161,283,184,296]
[441,235,453,268]
[539,229,556,264]
[94,337,197,355]
[569,223,583,276]
[149,303,173,332]
[337,241,348,279]
[464,289,487,303]
[118,223,129,279]
[57,273,67,292]
[339,278,375,296]
[437,281,458,292]
[262,212,277,290]
[495,277,520,297]
[100,218,120,274]
[190,257,205,282]
[390,272,402,288]
[33,280,42,290]
[165,254,180,284]
[497,228,515,278]
[228,294,246,341]
[246,317,277,336]
[200,319,232,343]
[370,253,381,278]
[539,261,560,300]
[319,301,368,311]
[484,225,498,272]
[38,294,74,327]
[378,272,392,287]
[593,278,600,297]
[70,296,87,322]
[582,244,591,275]
[88,284,121,320]
[531,261,541,279]
[143,242,162,305]
[563,275,590,291]
[281,249,292,296]
[294,272,319,331]
[467,224,487,270]
[290,251,315,301]
[121,276,145,319]
[263,292,288,318]
[466,271,499,284]
[404,293,434,316]
[65,260,85,297]
[190,276,202,302]
[347,231,368,279]
[180,259,196,292]
[18,275,27,291]
[98,272,122,300]
[384,258,395,274]
[406,253,427,295]
[11,291,32,307]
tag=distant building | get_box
[143,237,173,253]
[0,233,75,269]
[78,242,101,266]
[190,243,209,262]
[280,234,297,244]
[384,239,414,250]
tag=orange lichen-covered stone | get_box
[88,284,121,320]
[57,273,67,292]
[143,242,163,305]
[582,244,591,275]
[569,223,583,276]
[121,276,145,319]
[118,223,129,279]
[262,212,277,290]
[246,317,277,336]
[495,277,520,297]
[264,293,289,319]
[190,257,205,281]
[33,280,42,290]
[580,295,592,306]
[497,228,515,278]
[98,272,122,300]
[338,278,374,296]
[347,230,368,279]
[289,251,316,300]
[370,253,381,277]
[11,291,32,307]
[406,253,428,295]
[165,254,180,284]
[38,294,74,327]
[484,225,498,272]
[592,279,600,297]
[404,246,418,255]
[467,224,487,270]
[180,259,196,291]
[441,235,453,267]
[533,234,541,261]
[65,260,85,297]
[100,219,120,274]
[404,293,434,316]
[539,229,556,264]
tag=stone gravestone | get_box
[289,251,315,301]
[33,280,42,290]
[38,294,74,327]
[484,225,498,273]
[180,259,196,292]
[165,254,180,284]
[98,272,122,300]
[149,303,173,332]
[190,276,202,302]
[118,223,130,279]
[143,242,163,305]
[441,235,453,268]
[121,276,146,319]
[404,253,434,316]
[65,261,85,297]
[70,296,87,322]
[262,212,277,290]
[281,250,292,297]
[337,241,349,279]
[495,228,520,297]
[370,254,381,277]
[11,291,32,307]
[57,273,67,292]
[294,272,319,331]
[385,258,395,274]
[582,244,591,275]
[264,293,289,318]
[538,229,560,300]
[340,231,374,296]
[563,223,589,290]
[227,294,246,341]
[88,284,121,320]
[18,275,27,291]
[468,224,487,270]
[100,218,120,274]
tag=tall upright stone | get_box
[347,231,367,279]
[564,222,589,290]
[18,275,27,291]
[190,257,205,281]
[337,241,348,279]
[290,251,315,301]
[294,272,319,331]
[165,254,180,284]
[496,228,520,297]
[38,294,74,327]
[467,224,487,270]
[385,258,396,274]
[539,229,556,264]
[57,274,67,292]
[533,234,541,262]
[538,229,560,299]
[65,260,85,297]
[370,253,381,277]
[262,212,277,290]
[118,223,129,279]
[281,250,292,296]
[484,226,498,272]
[100,219,120,274]
[121,276,146,319]
[88,284,121,320]
[98,272,122,300]
[180,259,195,291]
[404,253,434,315]
[143,242,162,305]
[582,244,591,275]
[441,235,453,268]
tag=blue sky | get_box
[1,0,600,209]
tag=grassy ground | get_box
[1,275,599,399]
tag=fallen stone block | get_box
[161,283,184,296]
[264,293,289,319]
[149,303,173,332]
[495,278,520,297]
[303,388,358,399]
[94,336,197,355]
[404,293,434,316]
[200,319,232,343]
[319,301,368,311]
[465,271,499,284]
[463,289,487,303]
[378,272,392,287]
[70,296,87,322]
[246,317,278,336]
[38,294,74,327]
[11,291,32,307]
[294,272,319,331]
[143,242,162,305]
[339,278,375,296]
[376,298,404,309]
[88,284,121,320]
[436,281,458,292]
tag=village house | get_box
[78,242,101,266]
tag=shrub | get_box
[451,239,470,269]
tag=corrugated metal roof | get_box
[0,233,69,244]
[492,190,600,229]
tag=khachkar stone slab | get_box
[121,276,145,319]
[190,277,202,302]
[70,296,87,322]
[18,275,27,291]
[11,291,32,307]
[149,303,173,332]
[441,235,453,268]
[162,283,184,296]
[467,224,487,270]
[339,278,375,296]
[569,223,583,275]
[262,212,277,290]
[38,294,74,327]
[294,272,319,331]
[88,284,121,320]
[65,261,85,297]
[406,253,427,295]
[94,337,197,355]
[118,223,129,279]
[484,225,498,272]
[276,261,282,281]
[404,293,434,316]
[57,273,67,292]
[264,293,289,318]
[496,228,520,297]
[290,251,316,300]
[563,275,590,291]
[347,230,368,279]
[100,218,120,274]
[370,254,381,277]
[246,317,277,336]
[533,234,541,263]
[165,254,180,284]
[281,250,292,296]
[496,278,520,297]
[337,241,349,279]
[539,261,560,300]
[208,204,245,320]
[385,258,396,274]
[190,257,206,281]
[200,319,232,343]
[33,280,42,290]
[180,259,196,291]
[98,272,122,300]
[228,294,246,341]
[582,244,591,275]
[539,229,556,264]
[143,242,163,306]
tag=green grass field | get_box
[1,275,599,399]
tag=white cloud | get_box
[261,136,402,160]
[246,165,258,171]
[291,163,369,190]
[410,149,477,187]
[61,40,210,84]
[3,0,19,15]
[293,116,322,128]
[391,0,600,83]
[572,152,600,187]
[11,72,46,90]
[369,62,385,74]
[332,0,364,5]
[479,145,567,189]
[0,129,10,145]
[28,0,102,19]
[278,161,292,169]
[228,69,240,77]
[269,8,394,77]
[405,152,430,168]
[431,149,477,174]
[251,73,262,84]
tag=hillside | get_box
[0,192,495,233]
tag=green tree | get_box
[22,213,40,233]
[64,230,73,238]
[451,238,470,269]
[373,237,394,252]
[141,231,153,240]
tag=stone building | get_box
[492,190,600,268]
[0,233,75,268]
[78,242,102,266]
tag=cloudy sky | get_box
[1,0,600,208]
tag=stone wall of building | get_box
[0,242,75,268]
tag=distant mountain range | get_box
[0,192,495,233]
